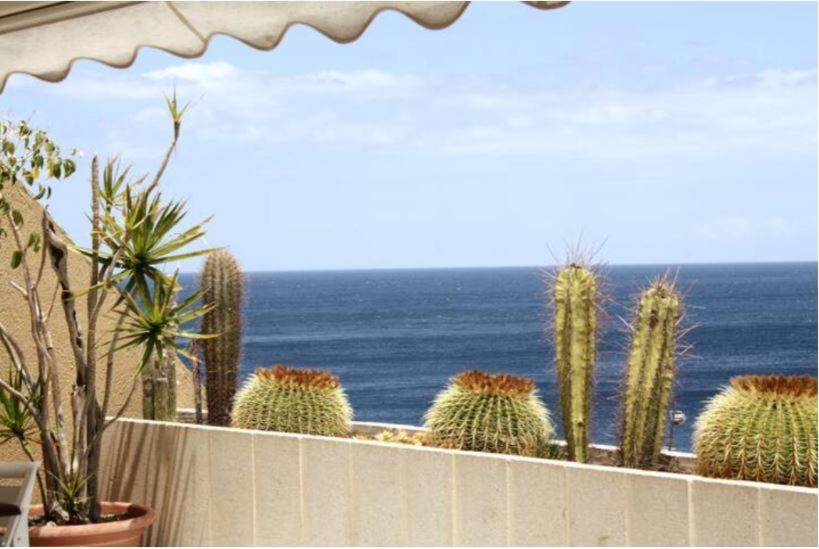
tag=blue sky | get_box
[1,1,816,271]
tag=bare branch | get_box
[44,283,59,323]
[0,320,33,387]
[43,211,88,376]
[9,280,27,298]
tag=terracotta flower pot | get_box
[28,502,156,547]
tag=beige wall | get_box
[100,418,819,547]
[0,189,195,467]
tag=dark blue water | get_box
[179,262,817,451]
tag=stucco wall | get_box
[0,189,195,467]
[100,418,819,547]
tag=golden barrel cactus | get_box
[231,365,353,437]
[424,370,553,457]
[694,375,818,487]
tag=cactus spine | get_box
[232,365,353,437]
[424,370,553,457]
[201,249,244,426]
[693,375,817,487]
[552,263,597,462]
[620,278,681,468]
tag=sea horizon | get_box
[181,258,818,276]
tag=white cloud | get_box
[693,216,802,242]
[143,61,238,82]
[42,61,817,161]
[290,69,421,92]
[756,68,816,88]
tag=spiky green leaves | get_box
[694,375,818,487]
[89,183,214,294]
[424,371,553,457]
[201,249,244,426]
[118,271,213,372]
[620,278,681,468]
[552,264,597,462]
[231,365,353,437]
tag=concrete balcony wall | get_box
[100,418,818,547]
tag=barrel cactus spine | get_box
[232,365,353,437]
[694,375,818,487]
[620,277,682,468]
[551,262,598,462]
[424,370,553,457]
[201,249,244,426]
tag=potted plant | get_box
[0,94,213,545]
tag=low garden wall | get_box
[99,418,818,547]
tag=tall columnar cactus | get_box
[552,263,597,462]
[201,249,244,426]
[232,365,353,437]
[620,278,681,468]
[424,370,553,457]
[142,348,177,421]
[694,375,818,487]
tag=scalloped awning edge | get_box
[0,1,569,94]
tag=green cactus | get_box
[552,263,597,462]
[231,365,353,437]
[424,370,553,457]
[142,348,177,421]
[200,249,244,426]
[620,278,681,468]
[694,375,818,487]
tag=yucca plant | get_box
[0,369,40,459]
[119,272,213,420]
[0,94,213,524]
[79,94,211,420]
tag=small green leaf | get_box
[62,159,76,178]
[11,209,23,226]
[10,250,22,269]
[26,232,40,251]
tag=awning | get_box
[0,1,568,93]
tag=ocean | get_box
[179,262,818,451]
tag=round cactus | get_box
[424,370,553,457]
[231,365,353,437]
[694,375,818,487]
